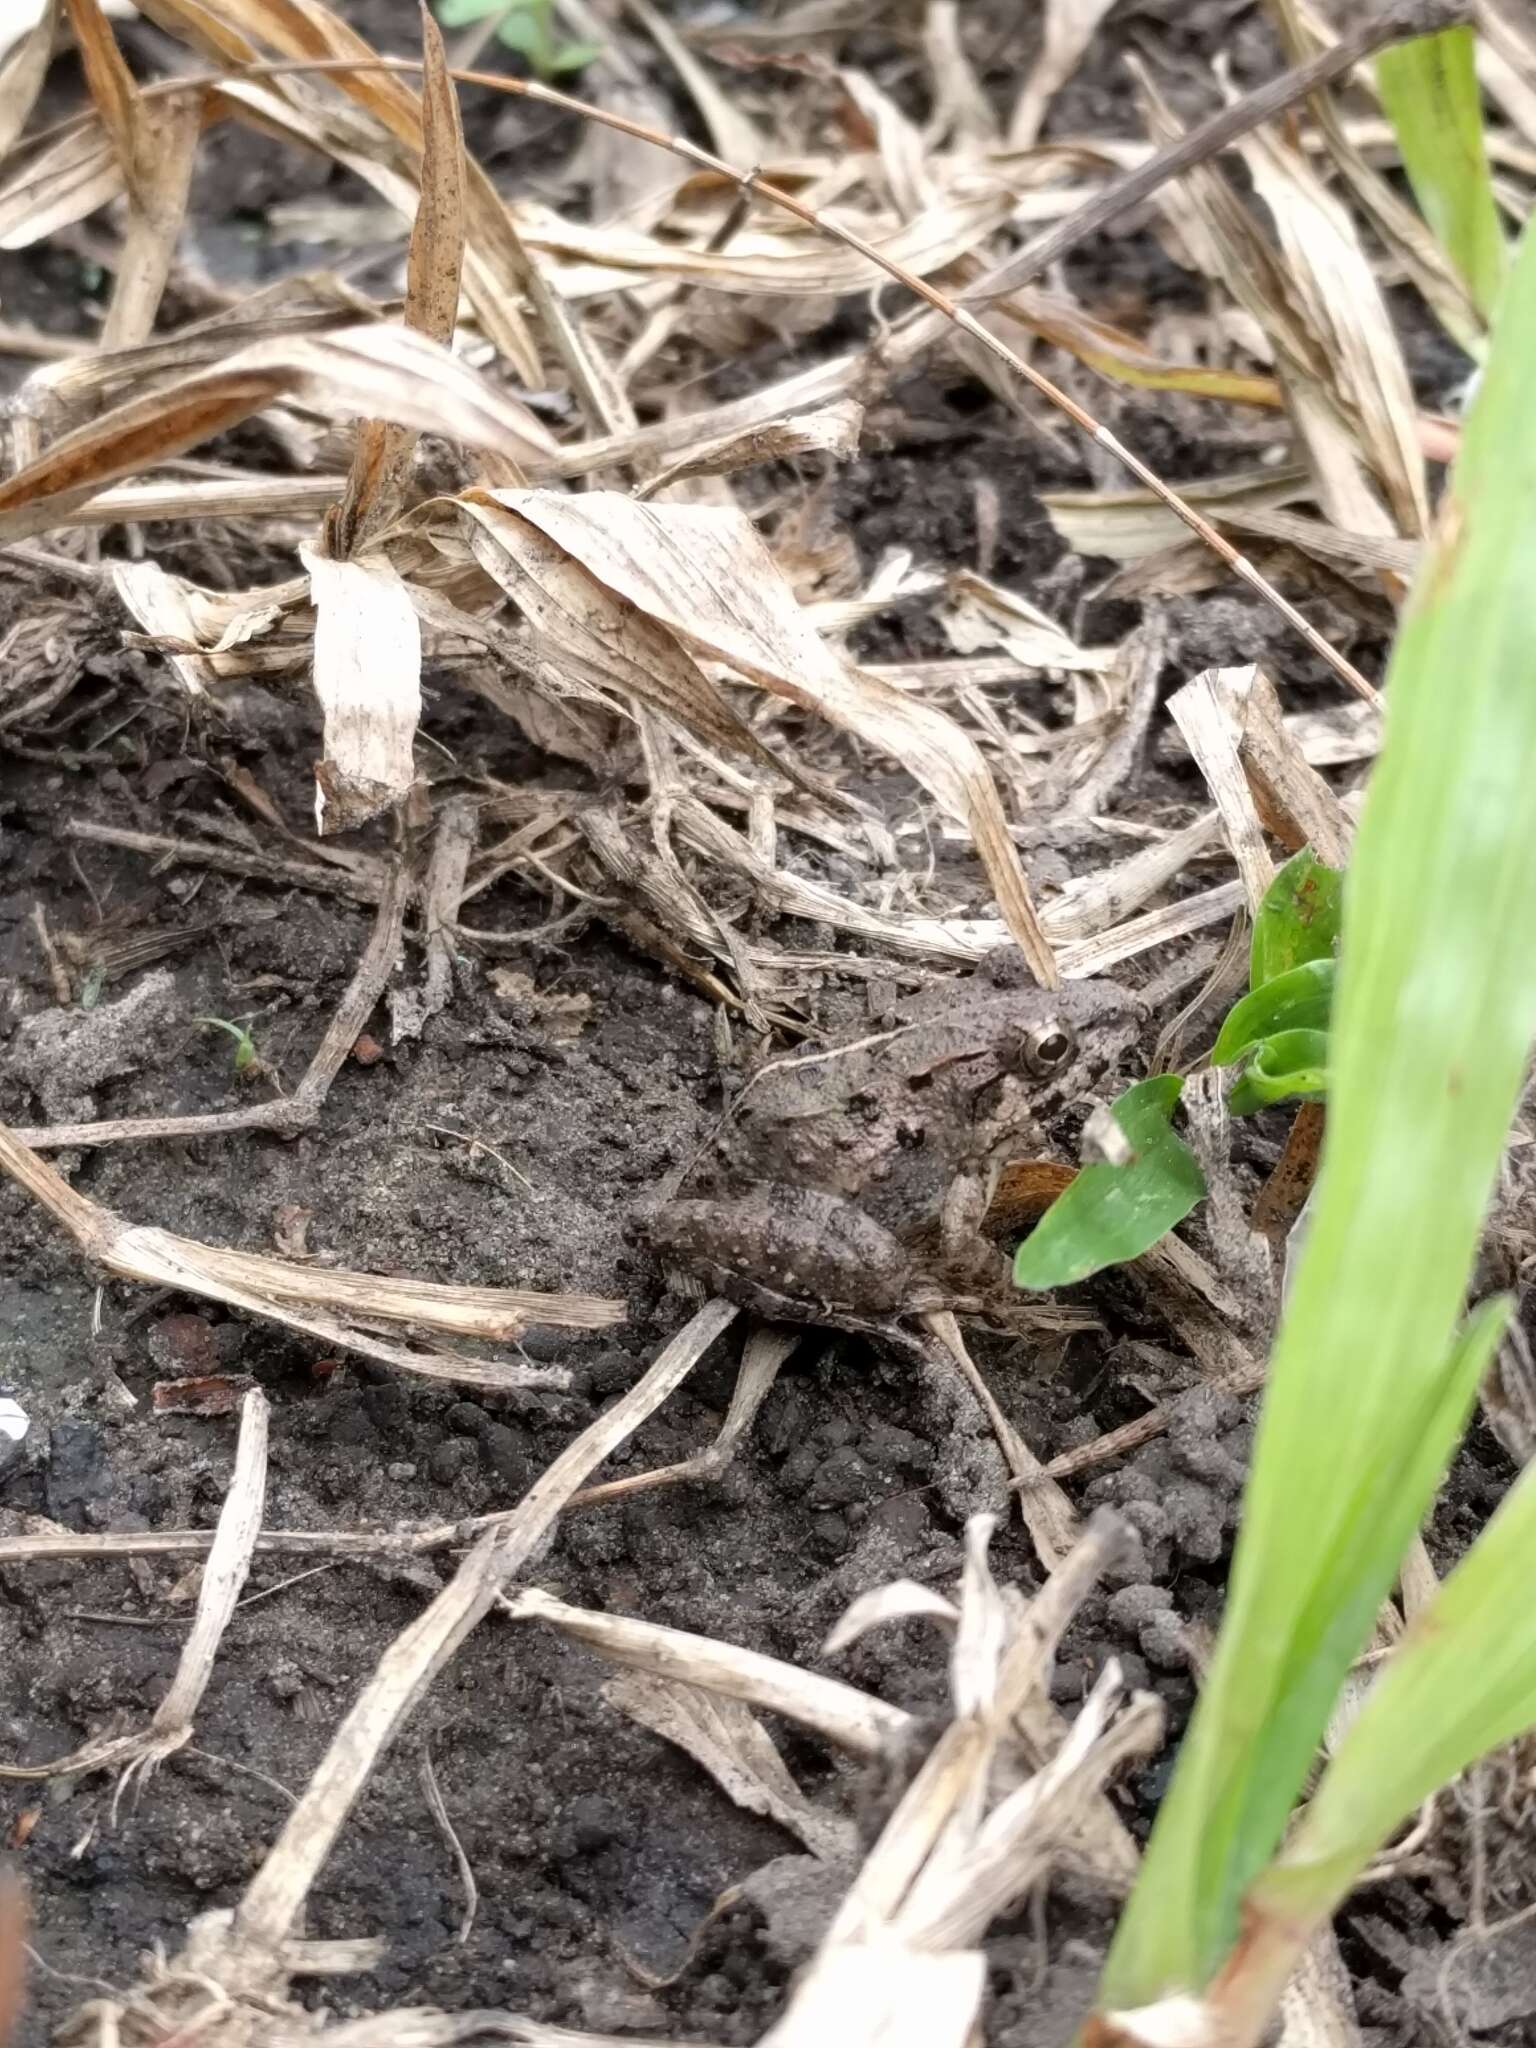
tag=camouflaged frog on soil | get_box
[647,959,1143,1335]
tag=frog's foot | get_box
[921,1242,1090,1340]
[574,1319,799,1506]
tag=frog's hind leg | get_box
[572,1320,799,1506]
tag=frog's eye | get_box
[1021,1018,1076,1075]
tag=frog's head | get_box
[991,973,1146,1116]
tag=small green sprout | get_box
[195,1015,259,1074]
[1015,846,1342,1291]
[434,0,602,78]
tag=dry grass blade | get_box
[1168,668,1276,915]
[472,489,1059,985]
[1133,60,1423,543]
[1009,0,1119,146]
[11,272,379,428]
[331,4,465,555]
[0,0,58,158]
[761,1949,986,2048]
[0,1388,268,1791]
[111,558,311,692]
[512,184,1024,296]
[509,1586,908,1758]
[0,326,556,540]
[633,398,863,500]
[0,1121,617,1388]
[0,118,119,248]
[63,0,138,186]
[99,85,203,349]
[1273,0,1484,355]
[1238,120,1428,538]
[626,0,761,166]
[1042,464,1313,562]
[301,545,422,831]
[1235,667,1353,866]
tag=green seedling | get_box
[195,1015,259,1074]
[1012,1075,1204,1289]
[434,0,601,78]
[1014,846,1340,1293]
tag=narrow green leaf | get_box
[1100,207,1536,2009]
[196,1016,256,1072]
[1211,958,1335,1066]
[1250,848,1344,991]
[1013,1076,1203,1290]
[1378,24,1506,321]
[1228,1030,1329,1116]
[1252,1296,1513,1925]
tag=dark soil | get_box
[1,4,1530,2046]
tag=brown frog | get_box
[647,964,1143,1336]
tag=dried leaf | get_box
[923,1,998,149]
[943,569,1111,672]
[1042,463,1313,562]
[825,1581,960,1655]
[301,546,422,832]
[761,1946,986,2048]
[131,0,256,63]
[0,326,557,540]
[634,398,863,499]
[112,560,308,693]
[1168,667,1275,915]
[452,491,807,787]
[839,69,935,217]
[477,489,1057,982]
[990,286,1281,408]
[0,0,58,159]
[604,1672,856,1862]
[332,4,466,554]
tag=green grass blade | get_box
[1254,1298,1518,1922]
[1377,24,1506,321]
[1100,207,1536,2008]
